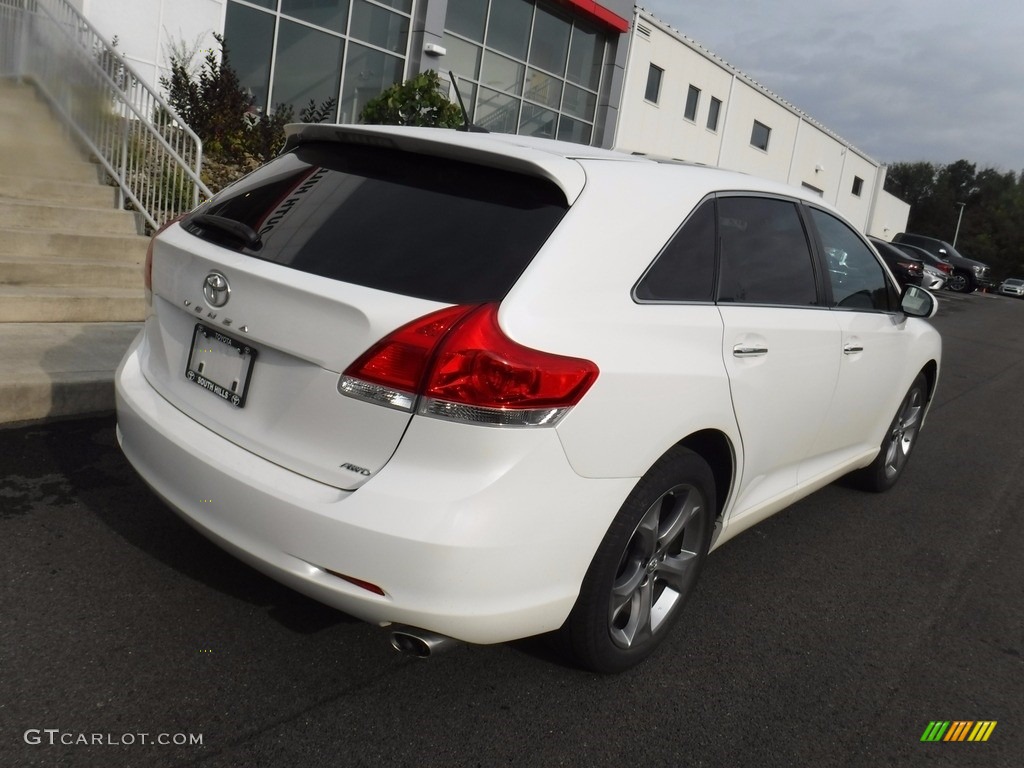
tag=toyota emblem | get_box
[203,271,230,307]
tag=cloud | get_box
[641,0,1024,170]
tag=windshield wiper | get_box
[190,213,262,249]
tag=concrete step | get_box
[0,148,99,183]
[0,286,146,322]
[0,256,143,289]
[0,322,142,424]
[0,174,116,207]
[0,198,139,235]
[0,228,149,260]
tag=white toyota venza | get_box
[116,125,941,672]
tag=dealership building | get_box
[72,0,909,234]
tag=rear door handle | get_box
[733,344,768,358]
[843,343,864,355]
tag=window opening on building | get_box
[645,64,663,104]
[706,96,721,131]
[750,120,771,151]
[684,84,700,121]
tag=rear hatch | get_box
[141,127,577,490]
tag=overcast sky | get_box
[639,0,1024,172]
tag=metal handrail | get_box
[0,0,211,229]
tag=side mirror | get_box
[901,284,938,318]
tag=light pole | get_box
[953,202,966,247]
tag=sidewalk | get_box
[0,322,141,426]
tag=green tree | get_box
[359,70,462,128]
[885,160,1024,280]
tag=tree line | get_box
[885,160,1024,280]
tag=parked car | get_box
[868,237,924,288]
[919,264,948,292]
[892,232,992,293]
[894,242,953,290]
[878,240,947,291]
[998,278,1024,297]
[116,125,942,673]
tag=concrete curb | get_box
[0,322,141,426]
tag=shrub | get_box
[359,70,462,128]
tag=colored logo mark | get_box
[921,721,997,742]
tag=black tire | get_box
[852,373,928,492]
[947,272,972,293]
[559,447,715,673]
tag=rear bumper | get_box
[115,334,634,644]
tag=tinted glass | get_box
[635,199,716,302]
[751,121,770,150]
[183,143,568,304]
[529,5,571,74]
[446,0,487,40]
[519,103,556,138]
[684,85,700,121]
[271,20,343,116]
[645,65,662,103]
[716,197,818,306]
[707,97,721,130]
[223,3,275,111]
[339,43,404,121]
[485,0,532,59]
[350,0,408,54]
[280,0,349,33]
[566,23,603,90]
[812,208,896,311]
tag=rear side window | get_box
[716,197,819,306]
[183,142,569,304]
[634,199,715,302]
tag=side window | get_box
[716,197,819,306]
[810,208,897,311]
[635,199,715,302]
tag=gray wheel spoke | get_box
[610,578,654,648]
[655,549,699,592]
[657,493,700,552]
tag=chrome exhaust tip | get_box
[389,626,459,658]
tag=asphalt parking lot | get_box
[1,290,1022,767]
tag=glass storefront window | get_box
[443,33,481,80]
[272,19,344,117]
[225,0,411,128]
[529,4,570,75]
[223,2,275,111]
[476,87,519,133]
[556,116,592,145]
[566,24,603,91]
[373,0,412,11]
[519,102,556,138]
[485,0,532,60]
[280,0,349,34]
[443,0,609,145]
[350,0,409,55]
[480,51,524,97]
[525,68,561,109]
[562,83,596,120]
[446,0,487,39]
[340,42,404,122]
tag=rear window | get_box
[182,142,569,303]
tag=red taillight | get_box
[340,303,599,427]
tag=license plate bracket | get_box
[185,323,257,408]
